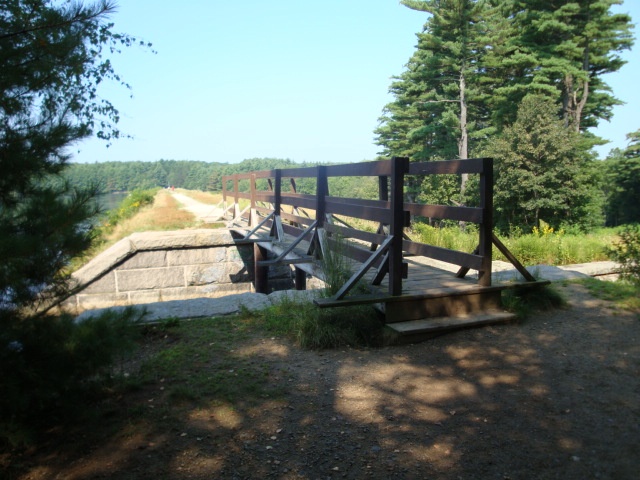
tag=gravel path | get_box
[170,191,224,223]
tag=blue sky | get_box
[72,0,640,165]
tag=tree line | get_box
[64,158,299,193]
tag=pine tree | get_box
[604,129,640,225]
[376,0,498,208]
[0,1,143,319]
[506,0,634,132]
[485,95,603,231]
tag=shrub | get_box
[99,188,158,233]
[0,308,143,445]
[608,225,640,285]
[255,296,384,349]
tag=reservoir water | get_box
[97,192,129,212]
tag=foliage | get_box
[506,0,634,132]
[607,225,640,285]
[603,129,640,226]
[99,188,158,233]
[376,0,495,163]
[501,284,566,319]
[0,0,147,320]
[578,277,640,311]
[252,295,384,349]
[485,95,603,232]
[376,0,634,231]
[0,308,143,445]
[0,1,150,445]
[411,220,614,266]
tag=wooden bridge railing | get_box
[222,156,533,300]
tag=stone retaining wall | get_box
[63,229,294,313]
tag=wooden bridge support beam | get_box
[254,243,269,294]
[294,267,306,291]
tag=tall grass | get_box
[411,222,616,266]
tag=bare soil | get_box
[3,283,639,480]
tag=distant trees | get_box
[375,0,634,231]
[64,158,306,193]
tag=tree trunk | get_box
[458,70,469,229]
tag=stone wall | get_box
[62,229,294,313]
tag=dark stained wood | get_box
[325,199,392,224]
[408,158,487,175]
[390,157,409,295]
[295,267,306,290]
[478,157,493,286]
[407,203,484,223]
[325,160,392,177]
[222,154,539,316]
[325,223,387,245]
[403,240,484,270]
[492,233,537,282]
[253,243,268,294]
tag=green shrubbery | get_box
[99,188,158,233]
[608,225,640,285]
[0,308,143,446]
[251,296,384,349]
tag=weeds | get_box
[578,277,640,311]
[411,221,615,266]
[501,284,567,319]
[251,295,384,349]
[607,224,640,285]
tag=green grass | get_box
[501,284,567,319]
[411,222,616,266]
[576,278,640,312]
[245,295,385,349]
[136,317,284,405]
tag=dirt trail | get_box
[170,192,224,223]
[4,283,639,480]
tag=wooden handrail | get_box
[222,156,534,297]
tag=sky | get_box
[72,0,640,165]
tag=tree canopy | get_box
[375,0,634,231]
[0,0,142,318]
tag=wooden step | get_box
[386,311,517,344]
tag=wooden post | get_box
[294,267,306,290]
[316,165,327,228]
[389,156,408,296]
[254,243,269,294]
[308,165,328,258]
[233,176,240,219]
[250,173,256,226]
[478,157,494,286]
[371,175,389,251]
[274,169,282,217]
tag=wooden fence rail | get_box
[222,156,533,301]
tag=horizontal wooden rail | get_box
[220,156,535,298]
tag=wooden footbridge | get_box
[221,157,544,341]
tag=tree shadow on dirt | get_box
[4,285,639,480]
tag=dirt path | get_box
[4,283,639,480]
[170,192,224,223]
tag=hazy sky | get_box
[72,0,640,165]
